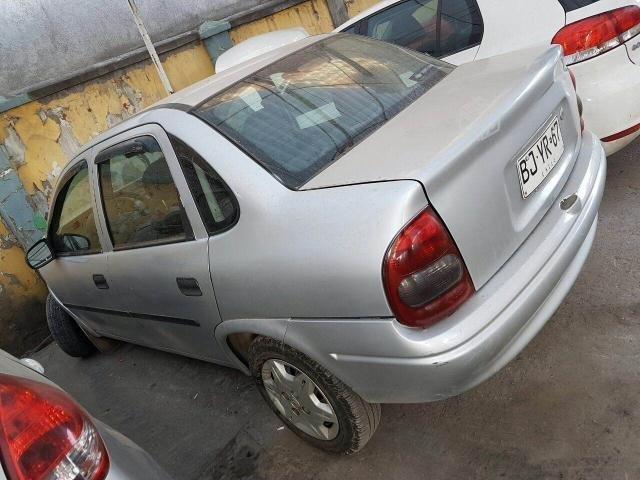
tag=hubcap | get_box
[261,359,339,440]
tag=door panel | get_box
[39,159,131,337]
[91,125,225,362]
[41,255,133,337]
[105,239,223,360]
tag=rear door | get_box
[91,125,227,363]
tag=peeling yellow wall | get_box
[345,0,381,18]
[0,42,214,207]
[0,223,46,299]
[0,222,49,354]
[230,0,335,43]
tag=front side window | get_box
[194,35,453,189]
[97,136,192,249]
[50,162,102,255]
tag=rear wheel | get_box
[46,294,96,358]
[248,336,381,454]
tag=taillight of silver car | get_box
[383,207,475,329]
[0,374,109,480]
[552,5,640,65]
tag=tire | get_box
[249,336,381,454]
[46,294,96,358]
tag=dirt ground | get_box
[34,138,640,479]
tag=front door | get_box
[39,159,129,336]
[90,125,226,363]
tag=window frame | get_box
[47,160,103,257]
[95,135,196,252]
[352,0,484,59]
[168,134,240,237]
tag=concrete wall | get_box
[0,0,373,355]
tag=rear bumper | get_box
[284,133,606,403]
[571,45,640,155]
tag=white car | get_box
[337,0,640,154]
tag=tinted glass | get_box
[98,136,191,249]
[194,35,453,189]
[365,0,439,56]
[557,0,600,11]
[50,163,102,254]
[440,0,484,56]
[170,135,238,234]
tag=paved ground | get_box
[33,139,639,480]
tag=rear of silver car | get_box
[285,45,606,403]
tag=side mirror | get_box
[26,238,54,270]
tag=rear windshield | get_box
[193,34,453,189]
[557,0,600,12]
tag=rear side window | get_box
[439,0,484,56]
[50,162,102,255]
[194,35,453,189]
[344,0,483,58]
[557,0,601,12]
[97,136,193,249]
[169,135,238,235]
[364,0,439,57]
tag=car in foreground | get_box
[0,349,171,480]
[336,0,640,154]
[26,33,605,454]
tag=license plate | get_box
[517,116,564,198]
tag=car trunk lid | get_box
[302,46,583,288]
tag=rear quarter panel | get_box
[208,181,428,320]
[475,0,565,60]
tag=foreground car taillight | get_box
[552,5,640,65]
[383,207,475,328]
[0,374,109,480]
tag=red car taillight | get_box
[383,207,475,329]
[0,374,109,480]
[552,5,640,65]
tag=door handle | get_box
[92,274,109,290]
[176,277,202,297]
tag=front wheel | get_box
[46,294,96,358]
[248,336,381,454]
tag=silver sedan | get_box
[27,33,606,454]
[0,350,171,480]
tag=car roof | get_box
[68,33,332,164]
